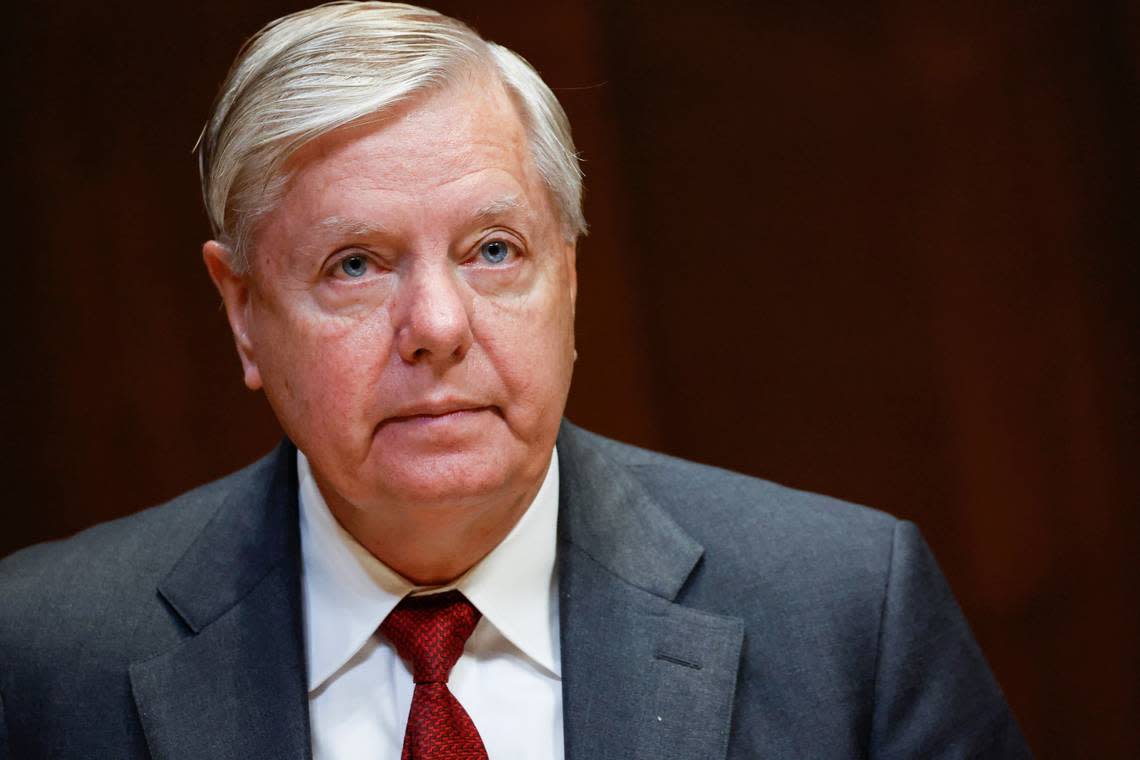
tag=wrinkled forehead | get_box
[269,75,556,225]
[285,64,521,163]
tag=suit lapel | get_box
[130,443,310,760]
[557,423,744,760]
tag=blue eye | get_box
[479,240,511,264]
[340,255,368,278]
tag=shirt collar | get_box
[299,447,561,692]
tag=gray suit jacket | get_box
[0,421,1030,758]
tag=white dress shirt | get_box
[299,448,563,760]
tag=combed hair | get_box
[196,1,586,270]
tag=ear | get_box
[202,240,263,390]
[564,239,578,317]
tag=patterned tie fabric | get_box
[380,591,489,760]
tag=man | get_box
[0,2,1030,758]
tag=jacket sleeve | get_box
[869,521,1033,759]
[1,686,9,760]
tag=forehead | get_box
[272,74,548,228]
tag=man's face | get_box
[213,74,577,518]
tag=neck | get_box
[316,467,548,586]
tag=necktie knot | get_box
[381,590,481,684]
[380,590,488,759]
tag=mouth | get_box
[379,402,497,428]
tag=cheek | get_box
[253,304,394,435]
[474,281,575,418]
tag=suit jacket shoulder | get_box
[555,421,1031,759]
[1,451,274,655]
[0,447,304,759]
[574,422,899,564]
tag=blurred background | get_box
[3,0,1137,755]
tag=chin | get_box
[366,450,524,509]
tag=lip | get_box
[381,400,495,425]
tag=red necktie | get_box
[380,591,489,760]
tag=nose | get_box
[393,262,473,367]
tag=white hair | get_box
[196,1,586,271]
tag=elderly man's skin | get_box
[203,70,578,585]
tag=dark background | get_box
[4,1,1137,755]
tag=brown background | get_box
[4,1,1137,756]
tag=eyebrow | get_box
[471,195,529,224]
[315,215,395,238]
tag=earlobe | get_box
[202,241,263,390]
